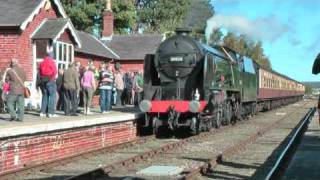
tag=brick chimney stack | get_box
[102,0,113,40]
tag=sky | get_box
[209,0,320,82]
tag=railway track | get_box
[66,126,234,180]
[13,106,256,180]
[66,100,313,180]
[2,100,312,180]
[181,104,315,179]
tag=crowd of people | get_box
[0,52,144,121]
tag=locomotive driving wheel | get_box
[205,118,212,132]
[152,117,161,138]
[213,111,222,128]
[234,101,242,123]
[251,103,258,116]
[222,101,232,125]
[190,117,200,135]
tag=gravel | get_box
[201,100,315,180]
[105,100,315,179]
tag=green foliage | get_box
[221,32,272,69]
[61,0,212,35]
[61,0,137,34]
[184,0,214,31]
[112,0,137,34]
[61,0,104,33]
[209,28,223,45]
[136,0,192,33]
[223,32,237,49]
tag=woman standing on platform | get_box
[81,66,95,115]
[114,63,124,106]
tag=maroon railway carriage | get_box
[257,67,305,110]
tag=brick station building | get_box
[0,0,163,107]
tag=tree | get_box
[223,32,237,50]
[112,0,137,34]
[61,0,137,34]
[209,28,223,45]
[184,0,214,31]
[61,0,104,33]
[234,34,248,55]
[249,41,271,68]
[135,0,192,33]
[222,32,272,68]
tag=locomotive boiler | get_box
[140,29,305,136]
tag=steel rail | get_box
[180,102,311,180]
[65,130,218,180]
[3,101,304,180]
[67,101,307,180]
[264,107,315,180]
[65,119,251,180]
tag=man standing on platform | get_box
[39,50,58,118]
[63,62,80,116]
[6,59,26,121]
[56,68,64,111]
[133,71,144,106]
[99,62,114,113]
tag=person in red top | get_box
[38,50,58,118]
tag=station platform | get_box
[283,111,320,180]
[0,106,143,176]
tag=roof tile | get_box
[75,31,119,59]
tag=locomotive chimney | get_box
[102,0,113,40]
[175,28,191,36]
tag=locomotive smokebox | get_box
[175,28,191,36]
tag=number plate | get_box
[170,56,183,62]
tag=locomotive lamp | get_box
[189,100,200,113]
[139,100,152,112]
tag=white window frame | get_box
[54,41,74,69]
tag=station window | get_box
[54,41,74,69]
